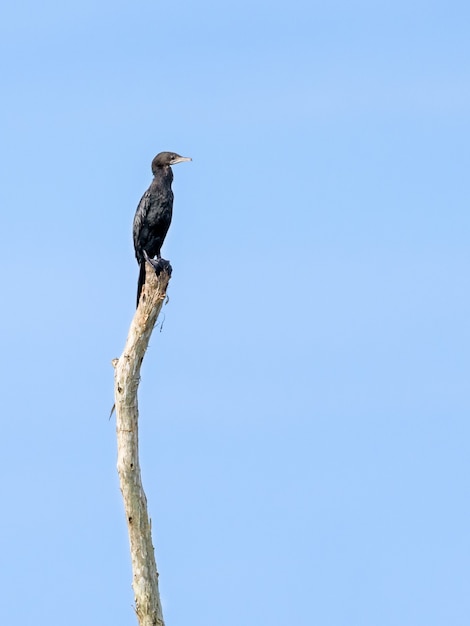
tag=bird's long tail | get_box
[136,261,146,308]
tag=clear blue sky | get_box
[2,1,470,624]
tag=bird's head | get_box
[152,151,192,174]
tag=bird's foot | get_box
[143,251,172,277]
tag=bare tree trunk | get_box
[112,263,171,626]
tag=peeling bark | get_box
[112,262,171,626]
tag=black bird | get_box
[133,151,191,306]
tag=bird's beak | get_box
[170,156,192,165]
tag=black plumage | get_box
[133,151,191,306]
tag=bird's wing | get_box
[133,190,151,261]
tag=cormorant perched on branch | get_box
[133,151,191,307]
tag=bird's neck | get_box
[154,165,173,185]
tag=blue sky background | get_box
[1,1,470,624]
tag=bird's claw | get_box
[143,251,172,277]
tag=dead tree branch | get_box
[112,262,171,626]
